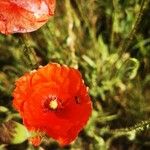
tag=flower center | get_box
[49,98,58,110]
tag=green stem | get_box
[110,0,147,78]
[106,119,150,148]
[110,119,150,136]
[19,33,39,69]
[118,0,147,53]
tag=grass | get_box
[0,0,150,149]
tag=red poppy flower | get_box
[0,0,55,34]
[13,63,92,146]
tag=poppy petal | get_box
[13,63,92,146]
[0,0,55,34]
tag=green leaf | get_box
[119,58,140,80]
[0,144,6,150]
[82,55,96,68]
[125,58,140,79]
[0,106,9,113]
[10,121,29,144]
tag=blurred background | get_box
[0,0,150,149]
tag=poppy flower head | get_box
[0,0,55,34]
[13,63,92,146]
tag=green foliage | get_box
[10,121,29,144]
[0,0,150,149]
